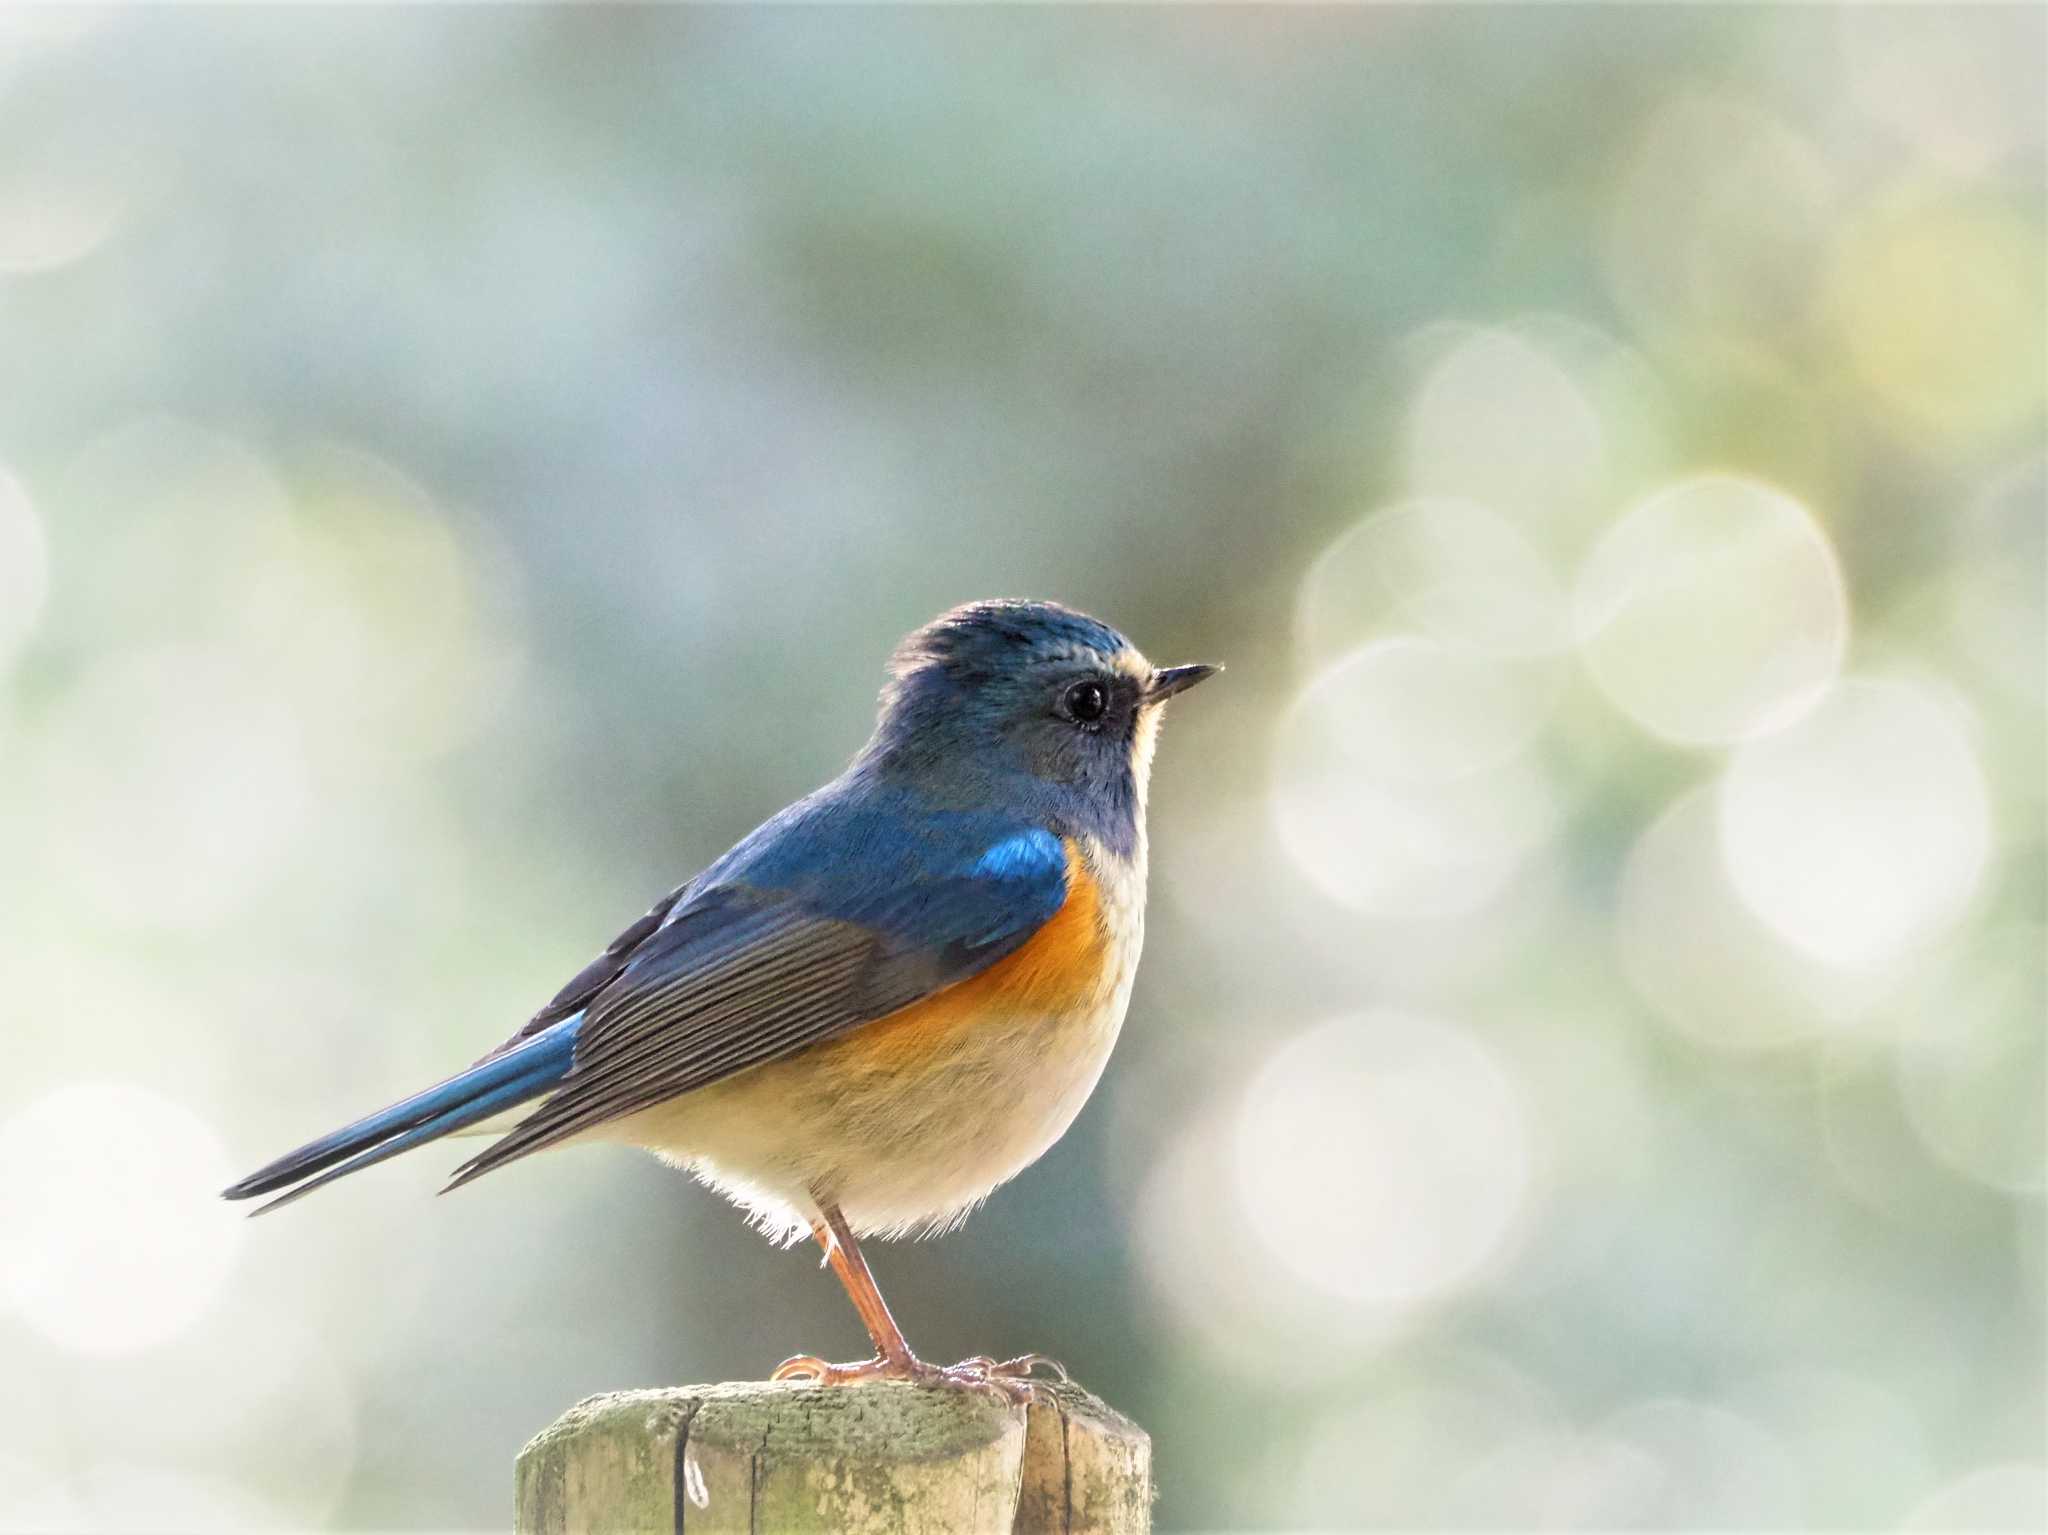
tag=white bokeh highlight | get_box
[0,1083,243,1355]
[1718,678,1990,970]
[1617,788,1887,1049]
[1297,496,1570,664]
[1136,1117,1398,1381]
[1405,327,1606,525]
[1232,1012,1532,1308]
[1576,475,1848,745]
[1273,711,1559,919]
[1272,647,1560,918]
[1317,635,1559,786]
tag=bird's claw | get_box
[770,1349,1068,1404]
[771,1353,879,1386]
[995,1351,1070,1383]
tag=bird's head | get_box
[862,599,1218,853]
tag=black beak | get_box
[1148,663,1221,703]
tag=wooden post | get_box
[515,1378,1150,1534]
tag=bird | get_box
[224,598,1217,1395]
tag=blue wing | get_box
[443,793,1069,1187]
[225,781,1069,1209]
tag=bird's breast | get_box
[848,837,1135,1066]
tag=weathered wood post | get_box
[515,1378,1150,1533]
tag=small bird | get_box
[225,599,1217,1395]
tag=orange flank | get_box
[825,841,1110,1070]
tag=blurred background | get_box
[0,6,2041,1530]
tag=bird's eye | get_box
[1062,679,1109,725]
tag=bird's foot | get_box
[770,1353,898,1388]
[771,1350,1068,1404]
[939,1352,1070,1404]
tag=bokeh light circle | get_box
[1616,788,1884,1049]
[1272,654,1559,917]
[0,1083,242,1355]
[1404,327,1606,524]
[1232,1012,1532,1308]
[1575,474,1847,745]
[1718,678,1990,970]
[1297,496,1569,664]
[1316,635,1559,785]
[1135,1110,1425,1383]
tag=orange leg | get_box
[770,1201,1068,1403]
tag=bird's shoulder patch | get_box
[968,827,1065,882]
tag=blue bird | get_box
[225,599,1217,1394]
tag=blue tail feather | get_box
[222,1017,579,1213]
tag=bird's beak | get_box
[1147,663,1221,703]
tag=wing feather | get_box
[445,837,1067,1189]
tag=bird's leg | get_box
[771,1203,915,1387]
[770,1202,1064,1402]
[815,1202,914,1367]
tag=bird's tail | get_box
[220,1017,579,1216]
